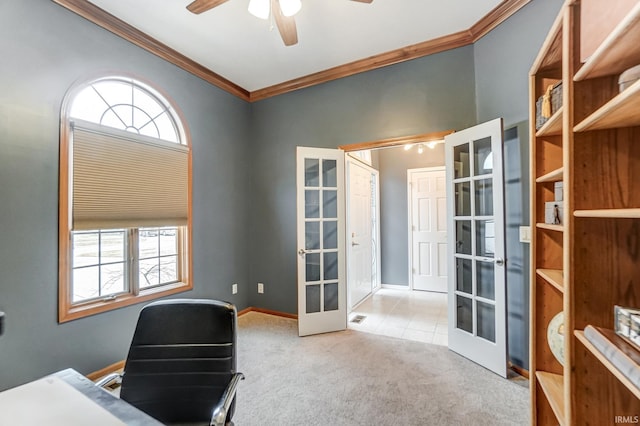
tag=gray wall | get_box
[378,146,445,286]
[0,0,565,388]
[0,0,251,390]
[473,0,564,369]
[248,47,477,313]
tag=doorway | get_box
[343,134,450,345]
[346,156,380,311]
[408,167,447,293]
[298,122,510,378]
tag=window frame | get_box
[59,74,193,323]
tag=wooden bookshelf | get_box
[529,5,567,425]
[531,1,640,424]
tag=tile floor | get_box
[348,288,448,346]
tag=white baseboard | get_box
[381,284,410,290]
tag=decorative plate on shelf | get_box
[547,311,565,365]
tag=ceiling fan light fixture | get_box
[279,0,302,17]
[248,0,270,19]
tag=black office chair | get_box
[97,299,244,426]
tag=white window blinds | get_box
[71,122,189,230]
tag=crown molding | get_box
[52,0,529,103]
[52,0,250,101]
[250,30,474,102]
[470,0,531,41]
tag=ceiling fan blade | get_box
[186,0,230,14]
[350,0,373,3]
[272,0,298,46]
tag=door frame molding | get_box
[339,130,454,152]
[407,166,446,291]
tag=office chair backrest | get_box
[120,299,237,424]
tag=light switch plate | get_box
[519,226,531,243]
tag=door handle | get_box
[298,248,307,257]
[352,242,360,246]
[495,257,505,266]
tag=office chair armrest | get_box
[94,372,122,388]
[210,372,245,426]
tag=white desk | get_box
[0,368,163,425]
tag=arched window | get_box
[59,76,192,322]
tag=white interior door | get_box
[296,147,346,336]
[346,157,379,310]
[445,118,507,377]
[409,167,447,293]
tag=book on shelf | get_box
[584,325,640,389]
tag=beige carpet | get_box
[234,312,529,426]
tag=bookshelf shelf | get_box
[575,330,640,401]
[536,371,566,426]
[573,4,640,81]
[574,80,640,131]
[535,223,563,232]
[536,269,564,293]
[535,167,563,183]
[574,209,640,219]
[536,107,564,137]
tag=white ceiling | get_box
[87,0,503,92]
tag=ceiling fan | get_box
[186,0,373,46]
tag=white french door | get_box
[296,147,347,336]
[445,118,508,378]
[408,167,447,293]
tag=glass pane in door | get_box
[476,261,495,300]
[454,144,470,178]
[324,283,338,311]
[305,190,319,218]
[456,295,473,333]
[455,220,472,255]
[476,220,495,258]
[324,252,338,281]
[473,137,493,175]
[475,179,493,216]
[306,253,320,282]
[305,159,319,186]
[323,190,337,218]
[455,182,471,216]
[305,222,320,250]
[323,220,337,249]
[456,258,472,294]
[477,301,496,342]
[322,160,337,187]
[306,285,321,313]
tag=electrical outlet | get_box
[258,282,264,294]
[232,283,238,294]
[519,226,531,243]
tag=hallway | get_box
[348,288,448,346]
